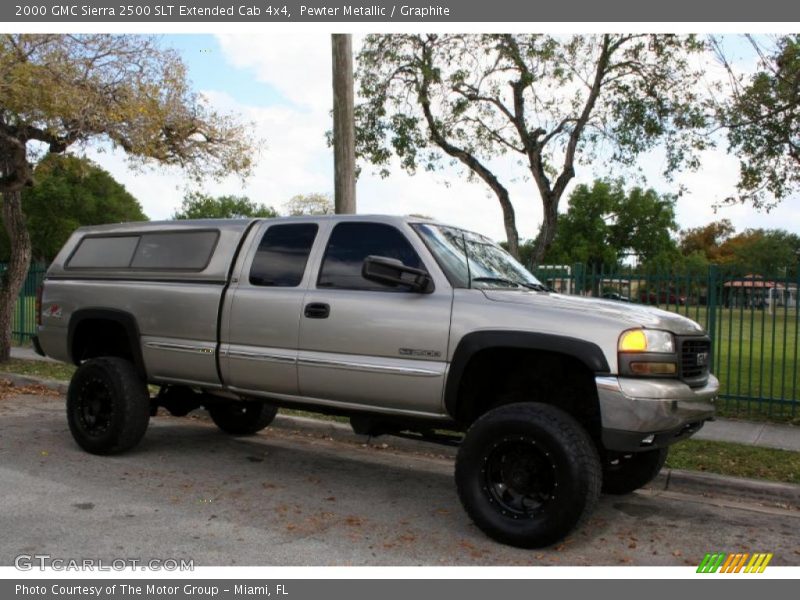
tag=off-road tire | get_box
[455,402,601,548]
[208,401,278,435]
[66,357,150,455]
[601,448,669,495]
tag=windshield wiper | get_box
[521,282,553,292]
[472,276,550,291]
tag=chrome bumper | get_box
[596,374,718,451]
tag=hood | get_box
[482,291,706,336]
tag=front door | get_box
[298,221,452,416]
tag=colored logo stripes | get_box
[697,552,773,573]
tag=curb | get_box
[653,468,800,509]
[1,372,69,394]
[3,371,799,509]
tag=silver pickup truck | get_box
[34,215,717,548]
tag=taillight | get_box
[35,285,43,326]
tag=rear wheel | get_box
[208,401,277,435]
[601,448,669,495]
[455,402,601,548]
[66,357,150,455]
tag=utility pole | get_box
[331,33,356,214]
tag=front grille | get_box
[680,338,711,385]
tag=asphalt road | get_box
[1,386,799,567]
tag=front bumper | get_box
[597,374,718,452]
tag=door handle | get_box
[304,302,330,319]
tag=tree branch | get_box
[416,38,519,256]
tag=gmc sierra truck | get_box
[34,215,718,548]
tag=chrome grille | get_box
[680,338,711,384]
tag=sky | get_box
[81,33,800,243]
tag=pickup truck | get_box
[34,215,718,548]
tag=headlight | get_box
[618,329,678,378]
[618,329,675,353]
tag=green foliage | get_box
[0,155,147,262]
[718,35,800,208]
[543,180,679,269]
[676,250,710,276]
[720,229,800,276]
[172,192,277,220]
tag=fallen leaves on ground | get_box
[0,379,60,400]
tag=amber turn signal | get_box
[629,362,678,375]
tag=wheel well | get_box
[69,315,142,375]
[453,348,601,441]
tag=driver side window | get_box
[317,222,423,291]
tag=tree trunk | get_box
[0,190,32,362]
[531,194,559,268]
[498,194,520,260]
[331,34,356,214]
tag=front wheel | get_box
[601,448,669,495]
[455,402,601,549]
[66,357,150,455]
[208,401,277,435]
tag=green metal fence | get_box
[1,262,48,344]
[533,263,800,420]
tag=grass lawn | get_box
[667,439,800,485]
[0,358,75,380]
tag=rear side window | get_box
[131,231,218,270]
[67,230,219,270]
[249,224,318,287]
[318,222,423,291]
[67,236,139,268]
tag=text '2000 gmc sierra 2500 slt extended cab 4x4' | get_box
[34,215,718,548]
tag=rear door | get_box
[220,222,320,395]
[297,221,452,415]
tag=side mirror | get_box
[362,255,433,293]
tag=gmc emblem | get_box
[696,352,709,367]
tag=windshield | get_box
[412,223,545,290]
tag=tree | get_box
[173,192,276,219]
[713,35,800,209]
[284,192,334,216]
[718,229,800,275]
[0,155,147,262]
[0,34,255,361]
[679,219,736,261]
[355,34,708,262]
[679,220,800,276]
[543,180,679,270]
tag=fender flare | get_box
[444,330,611,419]
[67,308,145,377]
